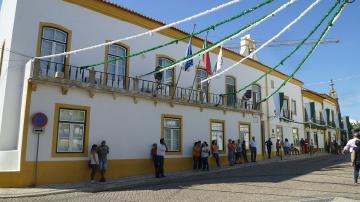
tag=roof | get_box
[302,89,337,106]
[63,0,304,86]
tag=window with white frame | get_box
[291,100,297,115]
[163,117,181,152]
[226,76,236,106]
[57,108,86,153]
[252,84,261,110]
[107,44,127,88]
[210,121,224,151]
[158,57,174,85]
[196,69,209,102]
[292,128,299,146]
[40,27,68,75]
[239,124,250,150]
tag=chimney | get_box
[240,34,259,61]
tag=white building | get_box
[0,0,345,187]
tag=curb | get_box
[0,153,331,199]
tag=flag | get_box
[215,46,223,73]
[183,36,193,71]
[274,92,284,118]
[202,39,212,75]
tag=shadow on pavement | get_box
[102,154,350,193]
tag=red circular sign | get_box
[32,112,48,128]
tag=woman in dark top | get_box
[351,140,360,184]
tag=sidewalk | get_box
[0,152,330,199]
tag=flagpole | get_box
[172,24,196,99]
[188,60,201,103]
[188,30,208,103]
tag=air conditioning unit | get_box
[55,71,64,79]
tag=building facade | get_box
[0,0,347,187]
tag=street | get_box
[4,155,360,202]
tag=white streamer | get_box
[148,0,297,77]
[201,0,322,83]
[35,0,243,60]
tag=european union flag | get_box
[183,37,193,71]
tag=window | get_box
[39,27,68,76]
[282,97,289,118]
[292,128,299,146]
[252,84,261,110]
[331,110,335,124]
[158,57,174,85]
[210,120,225,151]
[319,111,323,123]
[276,126,283,141]
[0,41,5,76]
[291,100,297,115]
[107,44,128,88]
[239,124,250,150]
[196,69,209,103]
[226,76,236,106]
[270,80,275,89]
[162,115,182,152]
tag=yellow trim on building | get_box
[161,114,183,155]
[62,0,304,87]
[51,103,91,158]
[0,40,5,76]
[209,119,226,153]
[103,41,131,88]
[36,22,72,79]
[302,90,324,103]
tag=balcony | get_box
[30,60,260,113]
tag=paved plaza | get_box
[2,154,359,202]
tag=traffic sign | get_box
[32,112,48,128]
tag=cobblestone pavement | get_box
[3,155,360,202]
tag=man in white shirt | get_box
[343,129,360,154]
[250,137,257,162]
[156,138,168,178]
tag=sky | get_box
[1,0,359,120]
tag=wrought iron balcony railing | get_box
[31,60,260,112]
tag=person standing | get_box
[276,138,281,156]
[300,138,305,154]
[201,142,210,171]
[343,130,360,155]
[227,139,235,166]
[211,140,221,168]
[250,137,257,162]
[284,138,290,155]
[265,138,273,159]
[192,142,201,170]
[151,143,157,176]
[97,140,109,182]
[242,140,248,163]
[235,139,242,164]
[89,144,99,183]
[351,140,360,184]
[156,138,167,178]
[310,139,314,155]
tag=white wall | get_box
[266,74,305,146]
[26,84,262,162]
[0,0,21,150]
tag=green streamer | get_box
[140,0,294,78]
[84,0,275,68]
[260,1,347,104]
[222,0,340,96]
